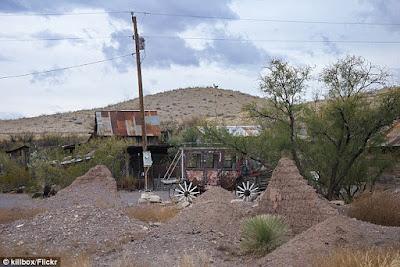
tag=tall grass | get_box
[348,191,400,226]
[240,214,288,256]
[313,247,400,267]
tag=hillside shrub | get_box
[313,247,400,267]
[240,214,288,256]
[0,152,32,192]
[31,137,131,190]
[348,191,400,226]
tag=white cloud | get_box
[0,1,399,117]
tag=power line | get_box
[1,35,400,45]
[0,53,134,80]
[0,9,398,27]
[145,35,400,45]
[0,35,130,42]
[134,11,400,27]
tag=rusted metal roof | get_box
[95,110,161,137]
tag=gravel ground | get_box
[0,166,148,261]
[256,215,400,267]
[0,194,42,209]
[99,187,253,267]
[1,165,400,267]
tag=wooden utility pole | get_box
[131,13,149,191]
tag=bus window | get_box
[188,153,201,168]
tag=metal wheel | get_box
[236,181,258,201]
[174,181,200,203]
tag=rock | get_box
[176,200,191,209]
[330,200,345,206]
[139,192,162,203]
[230,199,244,204]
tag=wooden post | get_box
[131,13,149,191]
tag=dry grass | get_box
[313,247,400,267]
[125,204,179,223]
[0,208,44,224]
[178,253,210,267]
[348,191,400,226]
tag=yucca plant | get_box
[240,214,288,256]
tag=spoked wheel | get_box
[236,181,258,201]
[174,181,200,203]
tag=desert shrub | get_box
[126,205,179,222]
[31,137,130,190]
[0,152,33,192]
[240,214,288,256]
[348,191,400,226]
[313,247,400,267]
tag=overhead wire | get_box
[0,9,398,27]
[0,35,399,45]
[0,53,134,80]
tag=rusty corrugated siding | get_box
[95,110,161,137]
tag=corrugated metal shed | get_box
[95,110,161,137]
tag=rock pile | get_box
[45,165,122,209]
[106,187,247,267]
[257,157,338,234]
[0,165,145,259]
[257,215,400,266]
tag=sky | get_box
[0,0,399,119]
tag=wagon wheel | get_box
[236,181,258,201]
[174,181,200,203]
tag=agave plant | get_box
[240,214,288,256]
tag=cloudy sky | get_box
[0,0,399,119]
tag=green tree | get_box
[303,56,400,200]
[245,59,311,172]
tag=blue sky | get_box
[0,0,399,118]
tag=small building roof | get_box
[95,110,161,137]
[5,145,29,154]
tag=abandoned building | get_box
[5,145,30,167]
[93,110,170,189]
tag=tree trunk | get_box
[289,114,304,176]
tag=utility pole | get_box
[131,13,149,191]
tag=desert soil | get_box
[1,164,399,267]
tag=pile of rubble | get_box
[0,165,145,258]
[102,187,247,267]
[257,215,400,266]
[257,157,338,234]
[0,205,146,257]
[44,165,122,209]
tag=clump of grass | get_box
[125,205,179,223]
[313,247,400,267]
[348,191,400,226]
[240,214,288,256]
[0,208,44,224]
[178,253,209,267]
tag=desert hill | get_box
[0,87,265,140]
